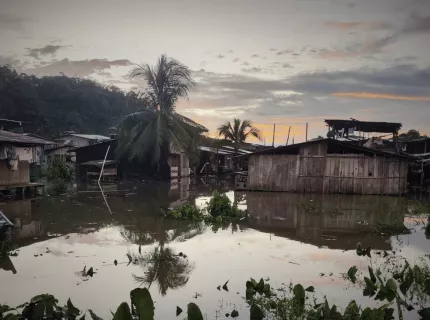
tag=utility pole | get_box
[272,124,276,147]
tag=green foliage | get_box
[45,157,75,195]
[117,55,206,175]
[347,266,358,284]
[0,65,145,136]
[130,288,154,320]
[187,303,203,320]
[207,191,245,218]
[217,118,262,154]
[112,303,132,320]
[166,191,245,223]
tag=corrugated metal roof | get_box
[57,134,110,141]
[0,130,53,145]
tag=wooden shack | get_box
[238,139,411,195]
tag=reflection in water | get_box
[0,180,429,319]
[246,192,409,250]
[132,246,194,296]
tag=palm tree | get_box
[117,55,206,179]
[217,118,262,155]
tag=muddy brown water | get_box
[0,178,429,319]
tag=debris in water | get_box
[138,245,141,254]
[217,285,221,291]
[289,261,300,265]
[114,260,118,266]
[176,306,182,316]
[179,252,184,257]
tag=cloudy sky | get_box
[1,0,429,144]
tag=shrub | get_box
[46,157,75,181]
[168,204,205,220]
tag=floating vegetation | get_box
[166,191,245,224]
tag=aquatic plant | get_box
[167,191,245,223]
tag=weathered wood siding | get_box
[248,150,408,195]
[248,154,299,191]
[0,160,30,187]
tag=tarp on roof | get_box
[0,130,53,145]
[325,119,402,133]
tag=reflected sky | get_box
[0,180,429,319]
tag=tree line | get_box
[0,65,147,136]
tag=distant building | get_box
[0,130,53,198]
[53,134,110,148]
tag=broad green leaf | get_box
[0,305,12,315]
[368,267,377,284]
[130,288,154,320]
[347,266,358,283]
[344,301,359,319]
[3,314,19,320]
[246,281,254,290]
[293,284,305,299]
[256,279,264,292]
[250,305,264,320]
[250,278,258,288]
[187,303,203,320]
[364,277,377,291]
[67,298,80,318]
[113,303,132,320]
[263,284,271,297]
[418,307,430,319]
[386,279,397,292]
[88,309,103,320]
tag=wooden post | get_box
[272,124,276,147]
[305,123,308,141]
[286,126,291,145]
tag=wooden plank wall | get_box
[248,154,298,191]
[247,142,408,195]
[0,160,30,187]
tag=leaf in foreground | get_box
[130,288,154,320]
[230,309,239,318]
[176,306,183,317]
[250,305,264,320]
[112,302,132,320]
[88,309,103,320]
[187,303,203,320]
[293,284,305,299]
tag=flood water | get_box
[0,178,429,319]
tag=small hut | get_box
[235,138,412,195]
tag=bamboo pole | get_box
[305,123,308,141]
[272,123,276,147]
[286,126,291,145]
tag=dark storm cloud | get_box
[320,14,430,59]
[26,45,67,59]
[288,64,430,97]
[23,58,133,77]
